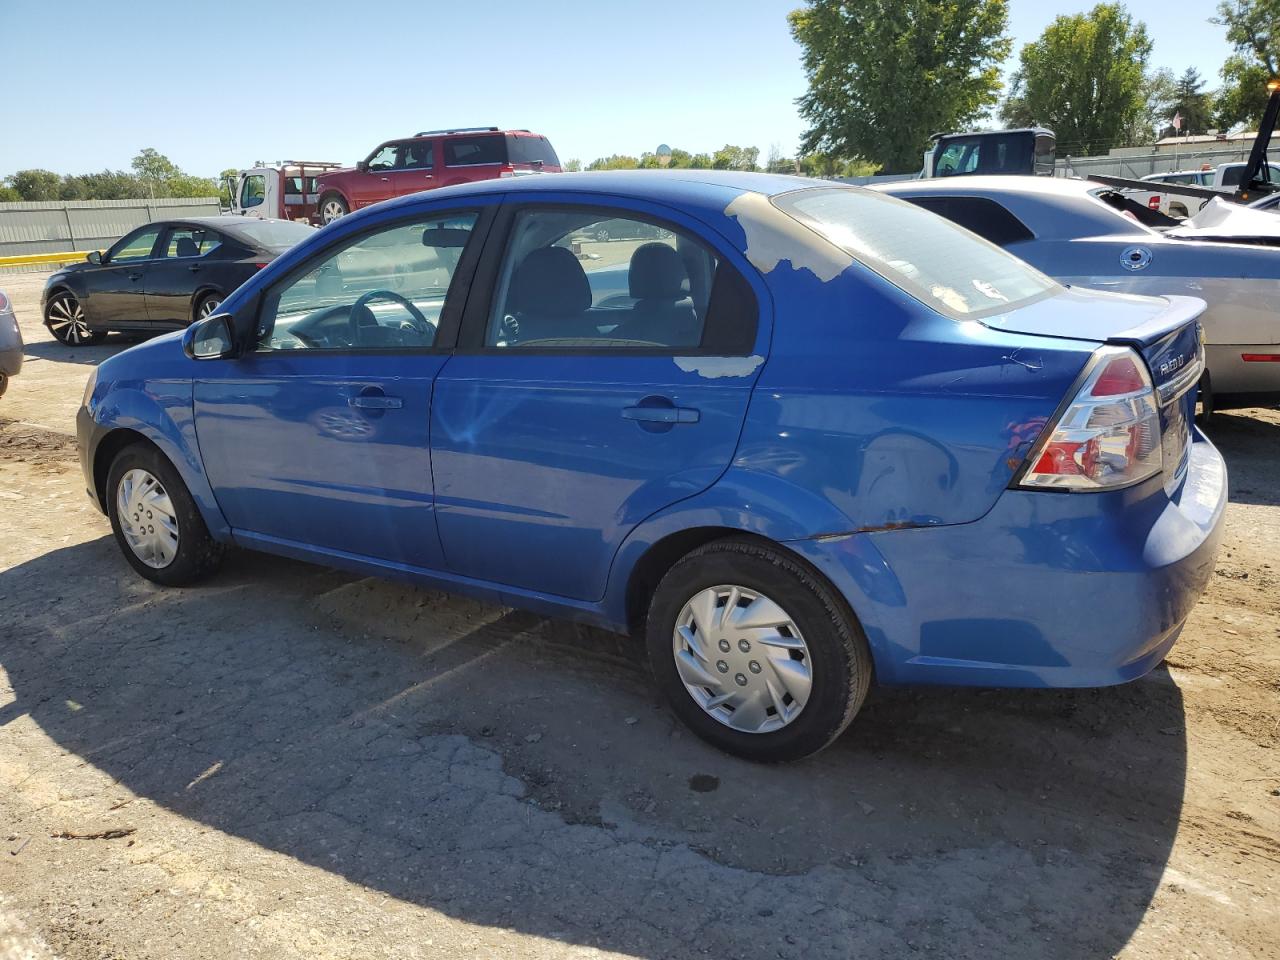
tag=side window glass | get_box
[485,208,756,353]
[108,226,162,263]
[163,228,222,259]
[444,135,504,166]
[241,175,266,208]
[367,145,398,171]
[257,212,478,352]
[398,141,433,170]
[909,197,1034,247]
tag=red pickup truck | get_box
[314,127,562,224]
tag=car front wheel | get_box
[106,443,225,586]
[194,292,222,322]
[645,537,873,762]
[45,291,105,346]
[319,194,349,224]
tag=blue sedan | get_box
[77,171,1227,761]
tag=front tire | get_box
[645,538,873,762]
[319,193,349,224]
[106,443,224,586]
[45,291,105,346]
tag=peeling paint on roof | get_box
[674,355,765,379]
[724,192,853,283]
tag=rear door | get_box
[430,198,767,601]
[440,133,506,186]
[145,224,225,323]
[84,224,163,325]
[193,203,494,569]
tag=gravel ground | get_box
[0,271,1277,959]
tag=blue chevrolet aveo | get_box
[78,171,1227,761]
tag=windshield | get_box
[232,219,317,252]
[773,188,1059,319]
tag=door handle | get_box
[349,394,403,409]
[127,272,143,281]
[187,264,201,273]
[622,404,699,424]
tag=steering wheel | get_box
[348,290,432,345]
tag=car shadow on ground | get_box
[0,536,1186,958]
[22,333,148,366]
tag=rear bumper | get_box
[0,344,21,377]
[1205,343,1280,401]
[790,433,1227,688]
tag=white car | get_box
[876,176,1280,414]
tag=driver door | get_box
[84,224,163,325]
[192,205,493,570]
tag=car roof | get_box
[375,169,833,219]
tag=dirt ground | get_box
[0,269,1276,960]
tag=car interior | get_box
[488,213,718,349]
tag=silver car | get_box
[0,290,22,397]
[876,176,1280,414]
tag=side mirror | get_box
[86,251,102,265]
[183,313,237,360]
[356,160,369,173]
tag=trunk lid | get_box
[985,286,1204,493]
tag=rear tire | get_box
[193,292,223,324]
[106,443,224,586]
[1195,371,1214,427]
[319,193,348,224]
[45,291,105,346]
[645,537,873,762]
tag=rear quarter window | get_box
[902,196,1035,247]
[774,188,1058,320]
[444,135,506,166]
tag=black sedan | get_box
[41,217,315,345]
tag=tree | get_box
[1159,67,1214,137]
[711,144,760,171]
[1212,0,1279,129]
[0,185,19,203]
[586,154,640,171]
[1001,3,1153,156]
[790,0,1011,173]
[1215,56,1274,129]
[8,169,63,201]
[562,158,582,172]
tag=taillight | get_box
[1148,195,1161,210]
[498,164,516,178]
[254,262,269,270]
[1018,346,1162,491]
[0,291,9,311]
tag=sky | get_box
[0,0,1237,179]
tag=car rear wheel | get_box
[45,291,105,346]
[106,443,224,586]
[645,537,873,762]
[319,194,348,224]
[194,292,222,323]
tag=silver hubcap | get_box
[116,469,179,569]
[48,295,90,344]
[673,585,813,734]
[322,200,344,222]
[198,298,221,318]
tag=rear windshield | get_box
[773,188,1059,319]
[230,219,316,252]
[506,134,559,167]
[444,134,506,166]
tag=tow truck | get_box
[1090,80,1280,213]
[225,161,344,223]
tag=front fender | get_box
[90,379,229,538]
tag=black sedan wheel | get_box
[45,292,105,346]
[194,293,222,322]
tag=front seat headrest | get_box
[175,237,200,258]
[508,247,591,315]
[629,243,688,300]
